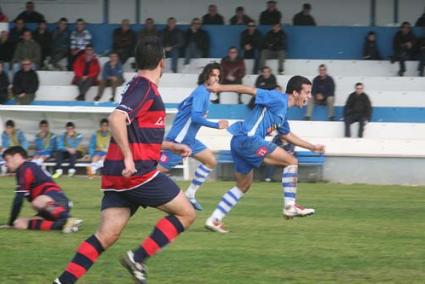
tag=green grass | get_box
[0,177,424,284]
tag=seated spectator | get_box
[14,1,45,23]
[12,30,41,73]
[52,122,83,178]
[305,64,335,121]
[0,62,10,104]
[9,19,28,45]
[259,1,282,25]
[72,45,100,101]
[161,17,184,73]
[94,51,124,102]
[138,18,158,42]
[49,17,70,71]
[32,120,57,166]
[70,18,92,69]
[259,23,287,75]
[0,31,14,73]
[418,35,425,76]
[184,18,209,66]
[240,20,262,74]
[1,120,28,150]
[202,4,224,25]
[33,20,52,69]
[343,83,372,138]
[215,47,246,104]
[112,19,136,65]
[293,3,316,26]
[230,6,253,25]
[0,5,9,22]
[12,59,39,105]
[415,8,425,27]
[391,22,416,76]
[363,31,381,60]
[248,66,278,108]
[87,118,111,178]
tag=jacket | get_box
[1,129,28,150]
[312,75,335,99]
[12,70,39,94]
[13,40,42,65]
[72,55,100,82]
[220,56,246,83]
[344,92,372,120]
[262,30,287,51]
[185,29,209,57]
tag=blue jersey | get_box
[166,84,219,145]
[228,88,291,138]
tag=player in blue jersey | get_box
[204,75,325,233]
[158,63,229,211]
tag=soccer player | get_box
[53,36,196,284]
[0,146,81,233]
[86,118,111,178]
[158,63,229,211]
[205,76,325,233]
[32,120,57,166]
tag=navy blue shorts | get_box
[101,173,181,215]
[44,191,71,210]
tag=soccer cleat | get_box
[120,251,148,284]
[68,168,76,177]
[283,204,315,220]
[53,279,62,284]
[188,197,203,211]
[62,218,83,233]
[52,169,63,179]
[205,217,228,234]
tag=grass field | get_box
[0,177,424,284]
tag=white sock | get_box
[282,165,298,207]
[185,164,213,199]
[210,187,244,221]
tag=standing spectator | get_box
[417,34,425,76]
[94,51,124,102]
[87,118,111,178]
[161,17,184,73]
[184,18,209,66]
[138,18,158,42]
[14,1,45,23]
[343,83,372,138]
[415,8,425,27]
[9,19,28,45]
[293,3,316,26]
[33,20,52,69]
[70,18,92,69]
[259,1,282,25]
[215,47,246,104]
[49,17,70,71]
[12,59,39,105]
[202,4,225,25]
[52,122,83,178]
[240,20,262,74]
[363,31,381,60]
[230,6,253,25]
[112,19,136,65]
[0,31,15,73]
[0,5,9,22]
[391,22,416,76]
[12,30,41,73]
[0,62,9,104]
[72,45,100,101]
[32,120,57,166]
[259,23,287,75]
[248,65,279,109]
[305,64,335,121]
[1,120,28,150]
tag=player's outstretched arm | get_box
[208,83,256,96]
[161,141,192,157]
[6,192,25,227]
[282,132,325,153]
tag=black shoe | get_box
[120,251,148,284]
[94,95,101,101]
[329,116,335,121]
[75,94,85,101]
[304,116,311,121]
[211,99,219,104]
[110,96,115,102]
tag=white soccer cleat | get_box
[68,168,76,177]
[205,217,229,234]
[283,204,315,219]
[62,218,83,233]
[53,279,62,284]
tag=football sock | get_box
[282,165,298,207]
[210,186,244,221]
[27,218,65,230]
[185,164,212,199]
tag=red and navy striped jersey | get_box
[101,76,165,191]
[15,161,63,201]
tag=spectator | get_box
[9,19,28,45]
[184,18,209,66]
[362,31,381,60]
[0,62,9,104]
[248,66,278,109]
[12,59,39,105]
[12,30,41,73]
[94,51,124,102]
[161,17,184,73]
[230,6,253,25]
[70,18,92,69]
[14,1,45,23]
[49,17,70,71]
[87,118,111,178]
[259,1,282,25]
[72,45,100,101]
[0,5,9,22]
[202,4,224,25]
[215,47,246,104]
[240,20,262,74]
[52,122,83,178]
[343,83,372,138]
[305,64,335,121]
[391,21,416,76]
[33,20,52,69]
[0,31,15,73]
[112,19,136,65]
[259,23,287,75]
[32,120,57,166]
[293,3,316,26]
[415,8,425,27]
[1,120,28,150]
[138,18,158,42]
[417,34,425,76]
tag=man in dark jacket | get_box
[248,66,278,109]
[202,4,224,25]
[230,6,253,25]
[0,62,9,104]
[161,17,184,73]
[112,19,136,65]
[49,17,70,71]
[33,20,52,69]
[415,9,425,27]
[9,19,28,45]
[292,3,316,26]
[363,31,381,60]
[240,20,262,74]
[418,35,425,76]
[259,23,287,74]
[14,1,45,23]
[344,83,372,138]
[12,59,39,105]
[0,31,15,73]
[184,18,209,66]
[391,22,416,76]
[259,1,282,25]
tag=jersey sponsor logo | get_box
[256,146,269,157]
[160,153,169,163]
[119,104,133,111]
[155,117,165,127]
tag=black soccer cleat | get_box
[120,251,148,284]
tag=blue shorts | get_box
[231,135,277,174]
[159,139,207,170]
[101,173,181,215]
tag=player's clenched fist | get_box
[218,120,229,129]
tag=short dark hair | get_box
[26,1,34,6]
[5,120,15,128]
[59,17,68,22]
[167,17,176,21]
[2,146,28,159]
[367,31,376,36]
[66,121,75,128]
[197,62,221,85]
[134,36,164,70]
[100,118,109,125]
[39,120,48,126]
[303,3,312,10]
[285,75,312,94]
[236,6,244,12]
[355,82,363,87]
[319,64,326,69]
[261,66,271,72]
